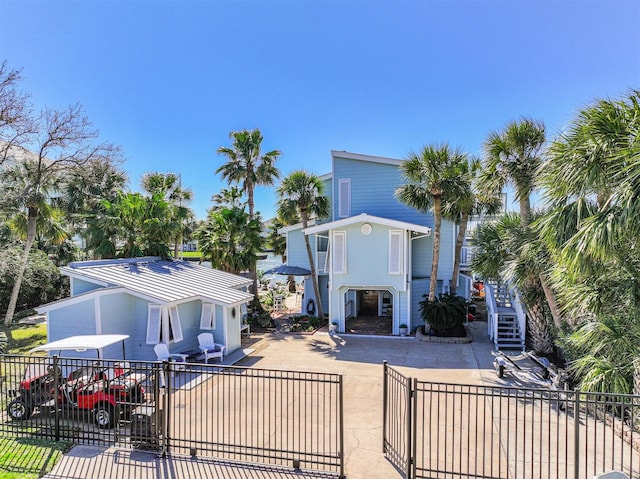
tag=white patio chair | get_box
[154,343,188,370]
[197,333,226,363]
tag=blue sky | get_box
[1,0,638,220]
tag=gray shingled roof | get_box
[61,257,253,306]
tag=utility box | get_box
[130,405,161,450]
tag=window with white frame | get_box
[389,230,403,274]
[332,231,346,274]
[146,304,184,344]
[338,179,351,218]
[199,302,216,330]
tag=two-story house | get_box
[280,150,471,335]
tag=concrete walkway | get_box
[44,321,498,479]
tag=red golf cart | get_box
[6,335,146,429]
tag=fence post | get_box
[411,377,418,479]
[53,355,60,442]
[382,360,388,453]
[339,374,346,479]
[162,360,171,456]
[405,375,413,479]
[574,391,580,479]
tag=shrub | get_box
[419,293,467,334]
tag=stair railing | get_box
[484,282,499,348]
[508,287,527,350]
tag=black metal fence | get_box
[383,363,640,479]
[0,355,344,477]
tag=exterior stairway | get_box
[485,282,526,350]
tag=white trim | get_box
[94,295,102,335]
[146,304,162,344]
[338,178,351,218]
[331,150,403,166]
[389,230,403,275]
[278,218,318,234]
[332,231,346,274]
[304,213,432,236]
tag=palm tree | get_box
[141,172,193,258]
[277,171,330,319]
[471,213,554,354]
[216,128,281,298]
[395,144,468,301]
[195,205,264,274]
[442,156,502,295]
[481,118,546,227]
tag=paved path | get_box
[44,321,497,479]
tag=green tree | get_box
[195,206,264,274]
[481,118,546,227]
[141,172,194,258]
[277,171,330,319]
[0,103,120,325]
[471,213,554,354]
[216,128,281,298]
[395,144,468,301]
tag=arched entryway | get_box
[343,288,393,335]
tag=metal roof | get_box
[61,257,253,306]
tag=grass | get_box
[178,251,202,259]
[0,320,47,355]
[0,437,72,479]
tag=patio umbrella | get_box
[262,264,311,276]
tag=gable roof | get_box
[331,150,404,167]
[60,257,253,306]
[303,213,432,235]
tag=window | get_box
[338,179,351,218]
[389,230,403,274]
[200,302,216,330]
[146,304,183,344]
[333,231,346,274]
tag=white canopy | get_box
[31,334,129,358]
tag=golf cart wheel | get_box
[94,403,117,429]
[7,398,32,421]
[497,364,505,379]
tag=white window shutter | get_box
[333,231,346,274]
[169,305,183,342]
[338,179,351,218]
[389,231,403,274]
[146,305,162,344]
[200,303,214,329]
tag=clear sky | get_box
[1,0,638,220]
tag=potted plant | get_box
[399,324,408,336]
[329,321,338,334]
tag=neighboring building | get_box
[280,150,472,335]
[36,257,253,360]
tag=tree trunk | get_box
[539,273,562,330]
[518,189,532,228]
[428,196,442,302]
[450,212,469,296]
[245,183,261,309]
[302,214,324,319]
[525,295,553,355]
[4,207,38,326]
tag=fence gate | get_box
[383,363,640,479]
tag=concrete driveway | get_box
[44,321,498,479]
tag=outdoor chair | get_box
[197,333,226,363]
[154,343,188,370]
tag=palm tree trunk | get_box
[525,294,553,355]
[302,216,324,319]
[518,189,532,227]
[450,212,469,296]
[4,207,37,326]
[429,196,442,301]
[539,273,562,330]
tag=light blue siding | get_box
[48,299,96,342]
[331,157,434,226]
[286,228,314,270]
[71,278,102,296]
